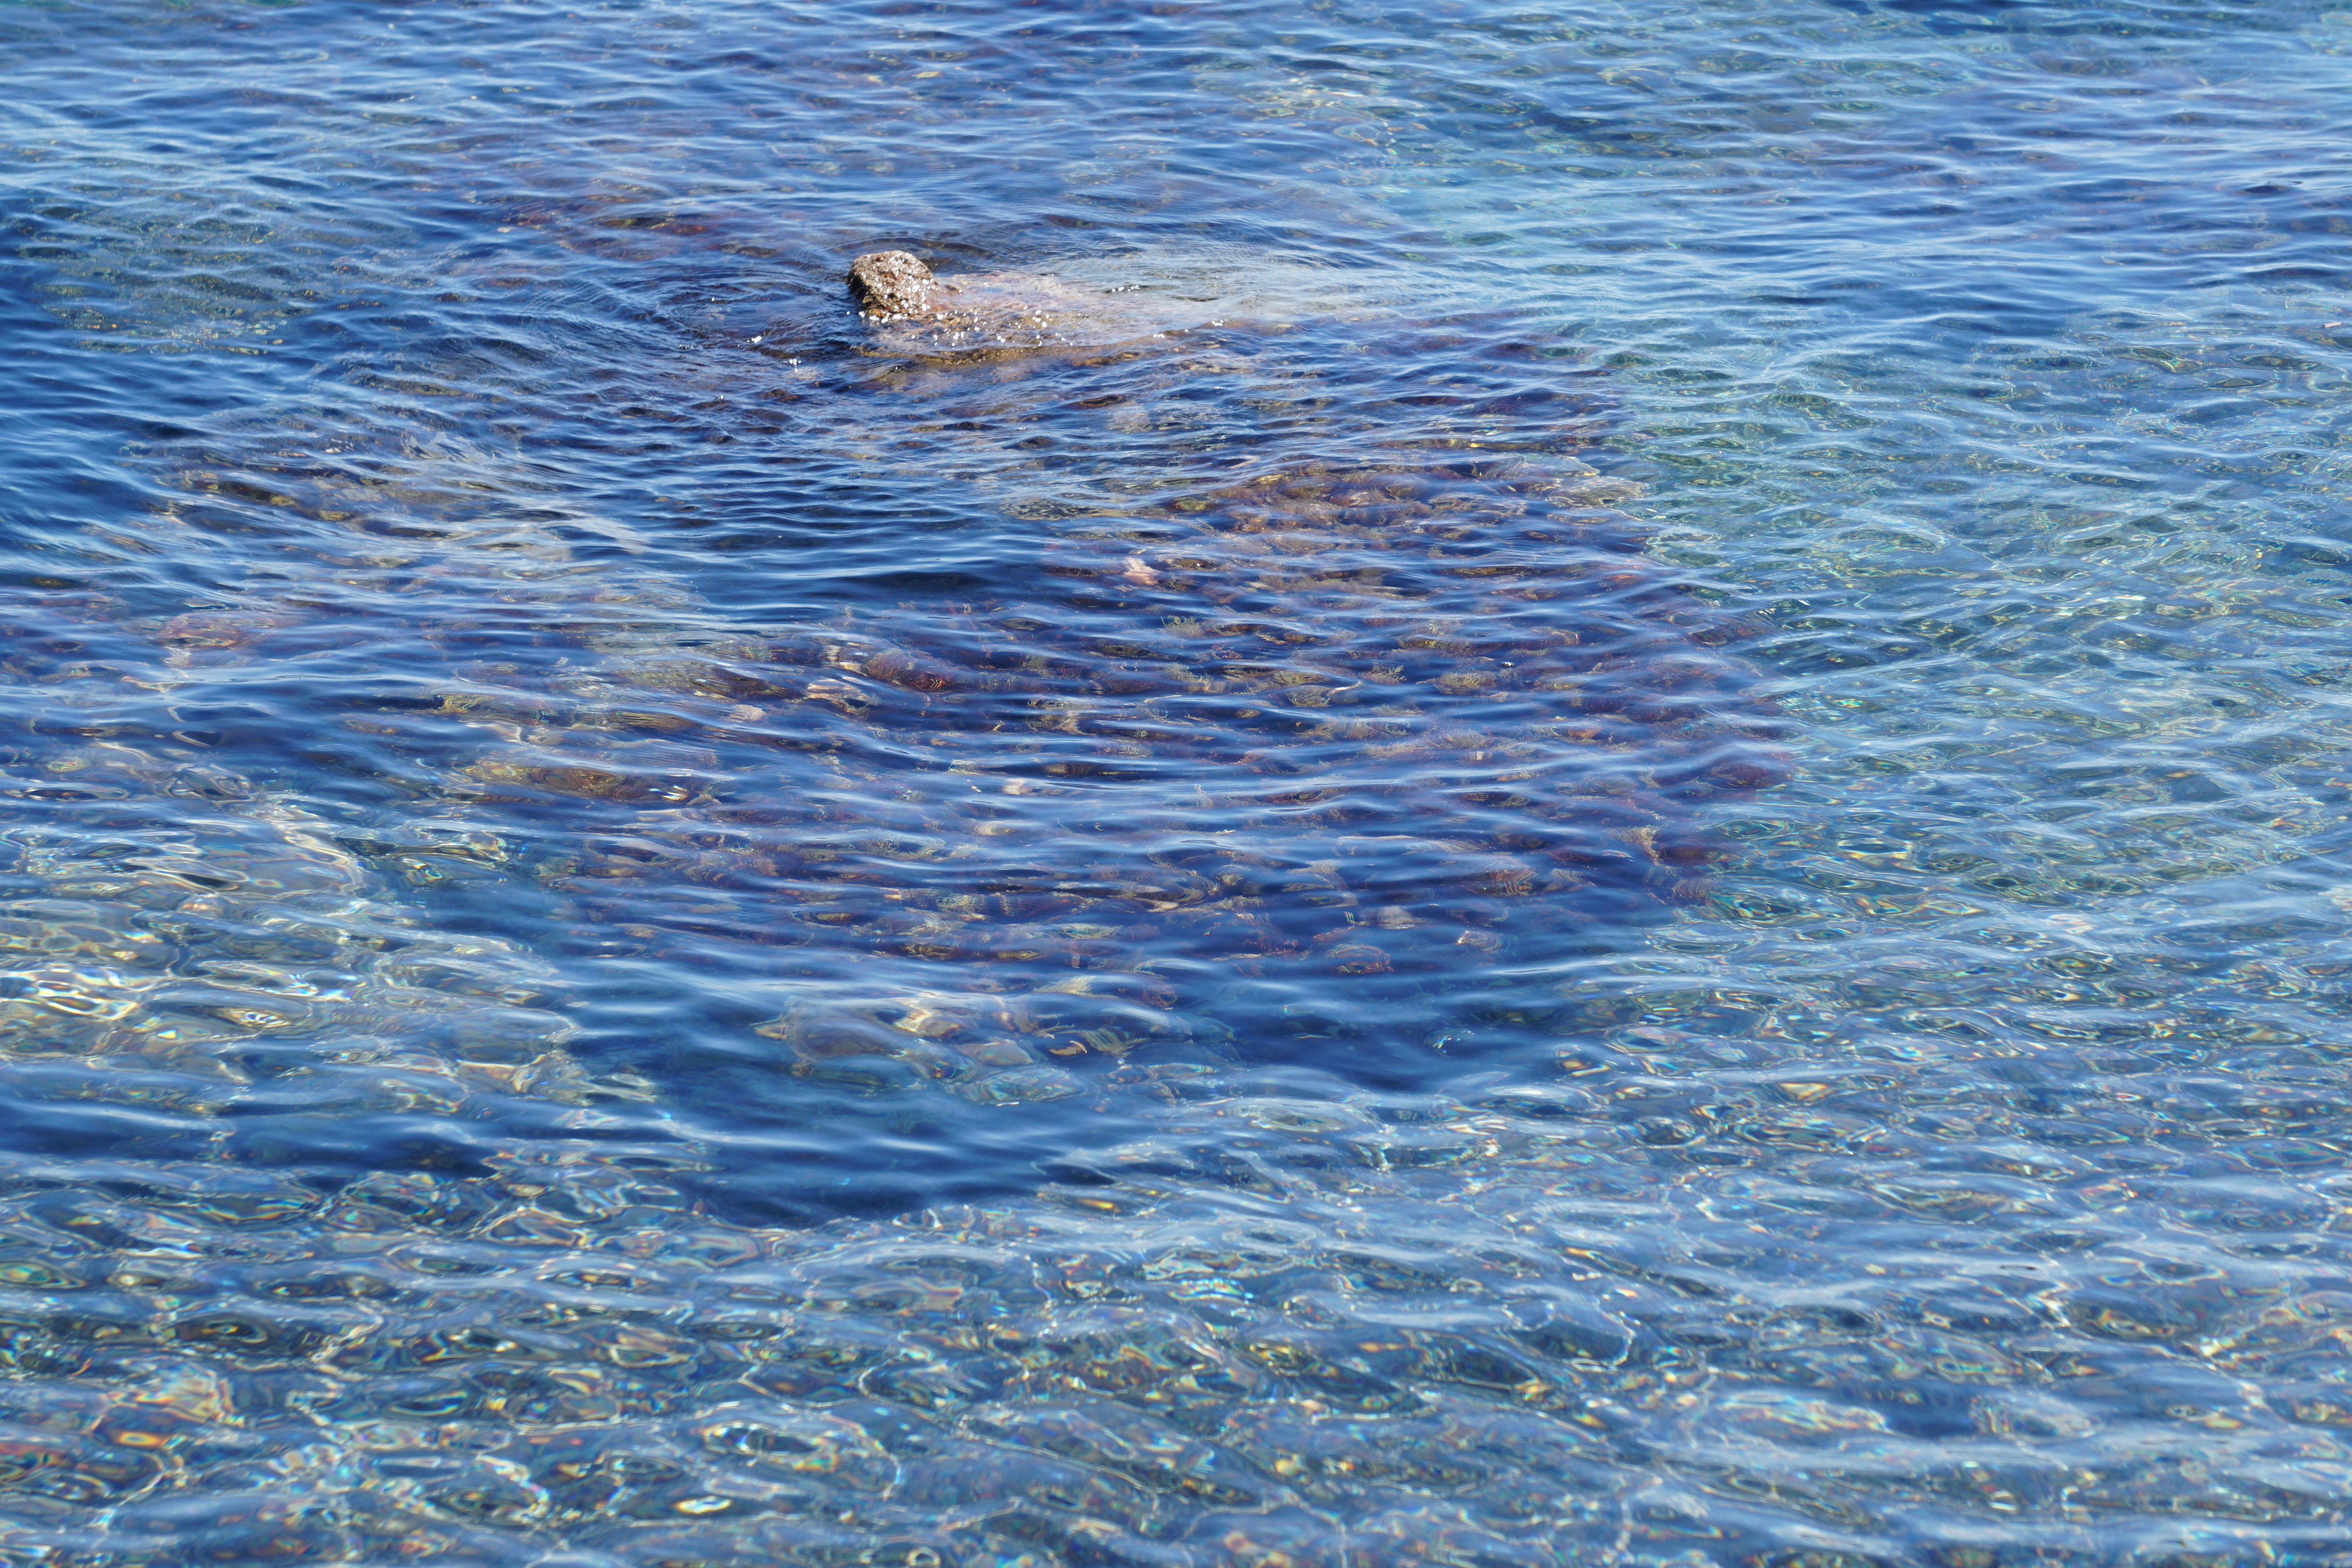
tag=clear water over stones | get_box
[4,0,2352,1561]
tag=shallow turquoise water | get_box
[4,0,2352,1562]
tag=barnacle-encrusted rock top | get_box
[846,249,941,318]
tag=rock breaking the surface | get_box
[844,246,1352,354]
[846,249,941,318]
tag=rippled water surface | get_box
[6,0,2352,1560]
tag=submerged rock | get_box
[0,226,1816,1566]
[93,296,1786,1129]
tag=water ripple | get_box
[6,0,2352,1560]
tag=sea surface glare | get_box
[5,0,2352,1562]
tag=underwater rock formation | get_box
[543,453,1780,1098]
[68,292,1789,1149]
[0,233,1793,1563]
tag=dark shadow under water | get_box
[0,266,1788,1224]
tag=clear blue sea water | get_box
[6,0,2352,1561]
